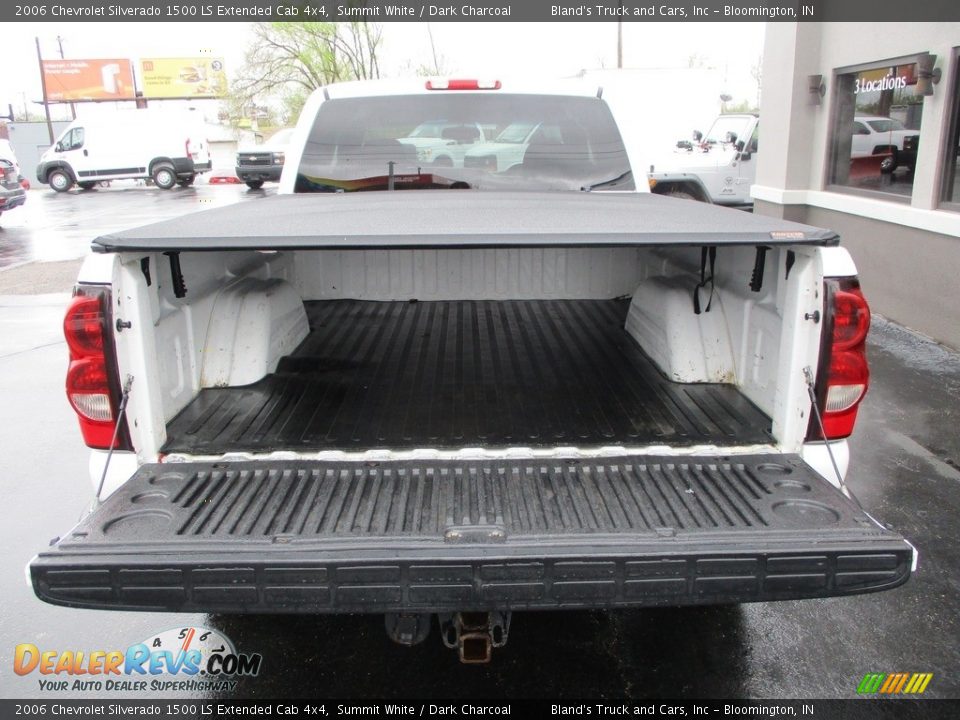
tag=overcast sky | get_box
[3,21,765,123]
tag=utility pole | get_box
[617,20,623,69]
[35,37,55,145]
[56,35,77,120]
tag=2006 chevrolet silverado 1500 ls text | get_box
[29,79,914,663]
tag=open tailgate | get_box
[31,454,912,613]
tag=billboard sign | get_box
[141,57,228,98]
[42,59,135,101]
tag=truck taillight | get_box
[425,79,501,90]
[185,138,192,158]
[63,287,131,450]
[808,278,871,441]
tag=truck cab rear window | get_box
[294,93,634,193]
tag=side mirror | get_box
[735,140,745,152]
[692,130,703,142]
[676,140,693,150]
[54,142,63,152]
[725,131,739,144]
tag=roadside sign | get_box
[41,59,135,101]
[140,57,228,98]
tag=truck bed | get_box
[162,299,772,454]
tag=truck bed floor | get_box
[162,299,773,454]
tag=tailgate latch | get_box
[443,525,507,544]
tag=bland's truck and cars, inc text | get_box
[28,78,913,664]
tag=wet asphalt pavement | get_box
[0,186,958,700]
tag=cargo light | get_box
[808,278,871,440]
[63,288,131,450]
[426,79,501,91]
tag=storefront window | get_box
[942,49,960,208]
[828,60,923,199]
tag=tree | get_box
[229,22,383,124]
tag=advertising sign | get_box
[141,57,228,98]
[42,59,135,101]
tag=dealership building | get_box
[754,22,960,348]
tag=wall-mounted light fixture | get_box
[807,75,826,106]
[916,53,942,96]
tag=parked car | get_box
[31,78,913,665]
[0,138,22,178]
[463,121,545,171]
[851,115,919,173]
[235,128,295,189]
[397,121,488,167]
[0,157,26,219]
[36,109,211,192]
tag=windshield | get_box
[495,122,539,144]
[866,118,905,133]
[295,93,634,193]
[703,115,754,145]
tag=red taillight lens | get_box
[63,287,130,450]
[64,295,105,355]
[808,278,871,441]
[832,286,870,350]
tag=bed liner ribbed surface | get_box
[162,299,772,454]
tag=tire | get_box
[177,174,196,188]
[78,181,97,190]
[432,156,453,168]
[151,163,177,190]
[665,188,700,202]
[879,149,898,174]
[49,169,74,193]
[245,180,264,190]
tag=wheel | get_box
[151,163,177,190]
[49,169,74,193]
[245,180,264,190]
[665,188,700,202]
[432,156,453,168]
[879,149,898,174]
[78,181,96,190]
[177,174,196,188]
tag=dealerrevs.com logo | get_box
[14,626,262,693]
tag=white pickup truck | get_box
[30,79,913,663]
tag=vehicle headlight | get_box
[272,152,285,165]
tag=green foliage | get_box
[228,21,383,125]
[722,99,759,114]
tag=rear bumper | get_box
[236,164,282,182]
[30,454,912,613]
[0,187,26,210]
[31,539,912,614]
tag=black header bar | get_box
[1,700,959,719]
[5,0,960,23]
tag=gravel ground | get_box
[0,259,84,295]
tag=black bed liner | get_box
[162,299,774,454]
[31,454,912,613]
[92,191,838,252]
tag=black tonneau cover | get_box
[92,191,838,252]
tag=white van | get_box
[36,109,211,192]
